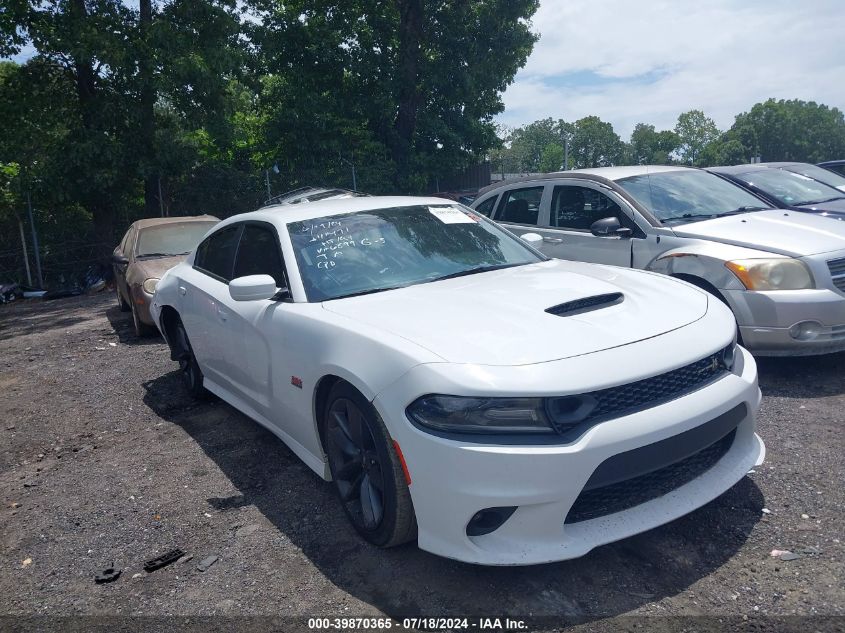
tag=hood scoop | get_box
[546,292,624,317]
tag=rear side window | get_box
[496,187,543,225]
[119,228,135,255]
[233,224,286,287]
[550,185,625,230]
[195,225,241,282]
[474,195,498,217]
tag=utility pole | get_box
[564,137,569,171]
[26,190,44,288]
[265,169,272,200]
[158,176,165,217]
[18,217,32,287]
[338,154,357,191]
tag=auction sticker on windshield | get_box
[428,206,476,224]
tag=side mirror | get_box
[590,217,633,238]
[229,274,281,301]
[112,253,129,266]
[520,232,543,246]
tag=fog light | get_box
[789,321,823,341]
[466,506,518,536]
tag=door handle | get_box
[543,237,564,244]
[179,286,187,296]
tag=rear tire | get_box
[174,320,207,399]
[323,381,416,548]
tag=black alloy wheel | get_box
[327,397,387,530]
[324,382,416,547]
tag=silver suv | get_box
[472,165,845,356]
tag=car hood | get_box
[671,209,845,257]
[131,255,185,280]
[321,260,708,366]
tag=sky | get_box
[497,0,845,139]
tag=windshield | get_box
[288,205,544,302]
[734,169,844,206]
[782,164,845,191]
[616,170,770,223]
[136,222,217,257]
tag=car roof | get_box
[218,196,461,229]
[818,160,845,167]
[706,164,770,176]
[476,165,696,197]
[132,215,219,230]
[758,162,806,168]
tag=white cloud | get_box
[498,0,845,139]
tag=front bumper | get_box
[375,346,763,565]
[130,285,156,326]
[723,288,845,356]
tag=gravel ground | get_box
[0,292,842,631]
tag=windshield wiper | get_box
[717,206,769,215]
[427,263,523,282]
[137,252,177,258]
[801,196,845,205]
[329,284,410,300]
[662,213,718,223]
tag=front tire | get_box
[116,287,130,312]
[131,299,155,338]
[323,382,416,547]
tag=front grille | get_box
[565,426,738,524]
[548,346,730,437]
[828,256,845,292]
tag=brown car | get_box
[113,216,219,336]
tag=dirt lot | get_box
[0,292,842,631]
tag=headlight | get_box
[724,258,814,290]
[406,395,555,434]
[142,278,160,294]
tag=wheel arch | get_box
[157,305,187,360]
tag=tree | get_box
[628,123,679,165]
[674,109,720,165]
[2,1,246,257]
[728,99,845,163]
[569,116,623,168]
[248,0,539,191]
[502,118,570,172]
[538,143,564,172]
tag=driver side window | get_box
[233,224,287,288]
[550,185,625,231]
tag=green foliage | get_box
[248,0,539,192]
[539,143,564,173]
[675,109,720,165]
[568,116,624,169]
[727,99,845,163]
[628,123,679,165]
[501,118,569,172]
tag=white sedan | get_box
[151,196,765,565]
